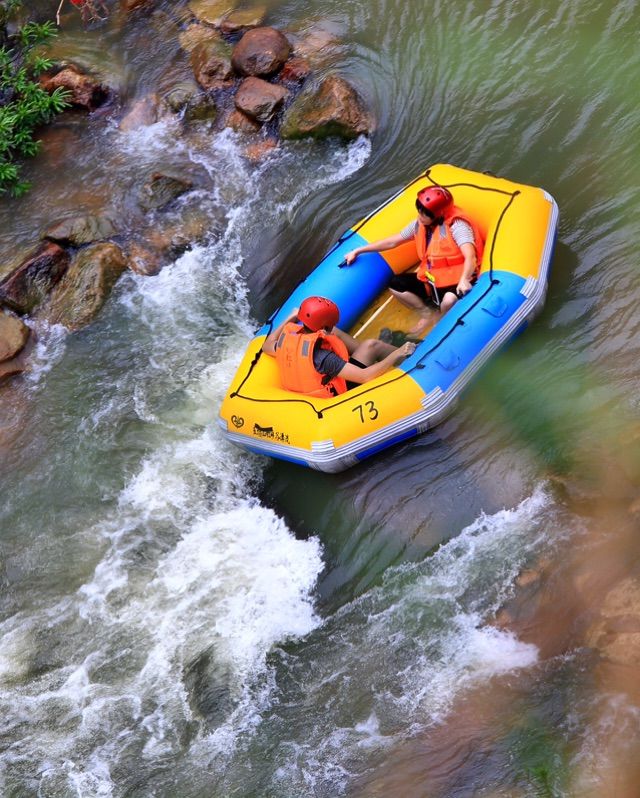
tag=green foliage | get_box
[0,6,70,196]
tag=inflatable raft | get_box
[219,163,558,472]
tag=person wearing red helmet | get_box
[344,185,484,334]
[261,296,415,397]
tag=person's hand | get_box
[343,250,359,266]
[456,277,473,297]
[396,341,416,362]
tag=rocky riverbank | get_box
[0,0,374,381]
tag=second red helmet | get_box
[416,185,453,218]
[298,296,340,332]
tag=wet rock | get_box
[39,243,128,331]
[40,65,110,110]
[127,242,161,276]
[119,94,160,131]
[179,22,223,53]
[44,214,117,247]
[0,312,30,362]
[163,79,201,113]
[121,0,156,11]
[280,74,373,140]
[188,0,236,27]
[190,39,234,90]
[290,26,342,68]
[231,27,291,77]
[279,56,311,84]
[243,138,278,162]
[0,242,70,315]
[182,92,218,123]
[220,5,266,35]
[585,578,640,667]
[234,76,288,122]
[140,173,194,212]
[225,108,261,133]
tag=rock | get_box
[190,39,234,90]
[40,65,109,110]
[163,79,201,113]
[0,312,30,362]
[127,242,161,276]
[243,139,278,162]
[0,242,70,315]
[220,5,266,35]
[39,243,128,331]
[188,0,236,27]
[119,95,160,130]
[121,0,155,11]
[231,27,291,77]
[183,93,218,123]
[225,108,261,133]
[279,56,311,84]
[290,26,342,68]
[585,578,640,667]
[280,74,373,140]
[140,173,194,212]
[44,214,117,247]
[179,23,223,53]
[234,77,288,122]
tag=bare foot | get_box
[408,316,433,336]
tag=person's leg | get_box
[388,273,438,334]
[332,328,396,364]
[439,291,459,314]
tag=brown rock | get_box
[226,108,261,133]
[39,243,128,331]
[0,242,70,315]
[188,0,235,27]
[119,95,160,131]
[231,27,291,77]
[234,77,288,122]
[243,139,278,162]
[179,23,223,53]
[121,0,155,11]
[40,65,109,110]
[0,312,30,362]
[585,578,640,667]
[44,214,117,247]
[190,40,234,90]
[220,6,266,35]
[279,56,311,84]
[280,74,373,140]
[128,243,161,276]
[140,173,194,212]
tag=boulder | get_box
[279,56,311,84]
[163,79,202,113]
[179,23,223,53]
[119,95,160,131]
[39,243,128,331]
[44,214,117,247]
[0,242,70,315]
[40,65,109,110]
[188,0,236,27]
[220,5,266,35]
[140,173,194,212]
[280,74,373,140]
[234,77,288,122]
[225,108,261,133]
[231,27,291,77]
[127,242,161,276]
[190,39,234,90]
[0,312,30,362]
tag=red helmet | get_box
[416,185,453,218]
[298,296,340,331]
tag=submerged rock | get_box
[178,23,223,53]
[140,173,194,212]
[0,242,70,315]
[280,74,373,140]
[39,242,128,331]
[188,0,236,28]
[0,312,30,363]
[234,76,288,122]
[231,27,291,77]
[220,5,266,35]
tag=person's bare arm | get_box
[455,242,477,296]
[337,341,416,384]
[261,309,298,355]
[344,233,406,265]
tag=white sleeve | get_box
[450,219,475,248]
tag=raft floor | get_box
[349,289,439,343]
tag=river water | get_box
[1,1,639,796]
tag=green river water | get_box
[1,1,639,796]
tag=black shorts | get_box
[346,356,366,391]
[389,273,466,307]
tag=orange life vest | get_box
[274,322,349,397]
[415,206,485,287]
